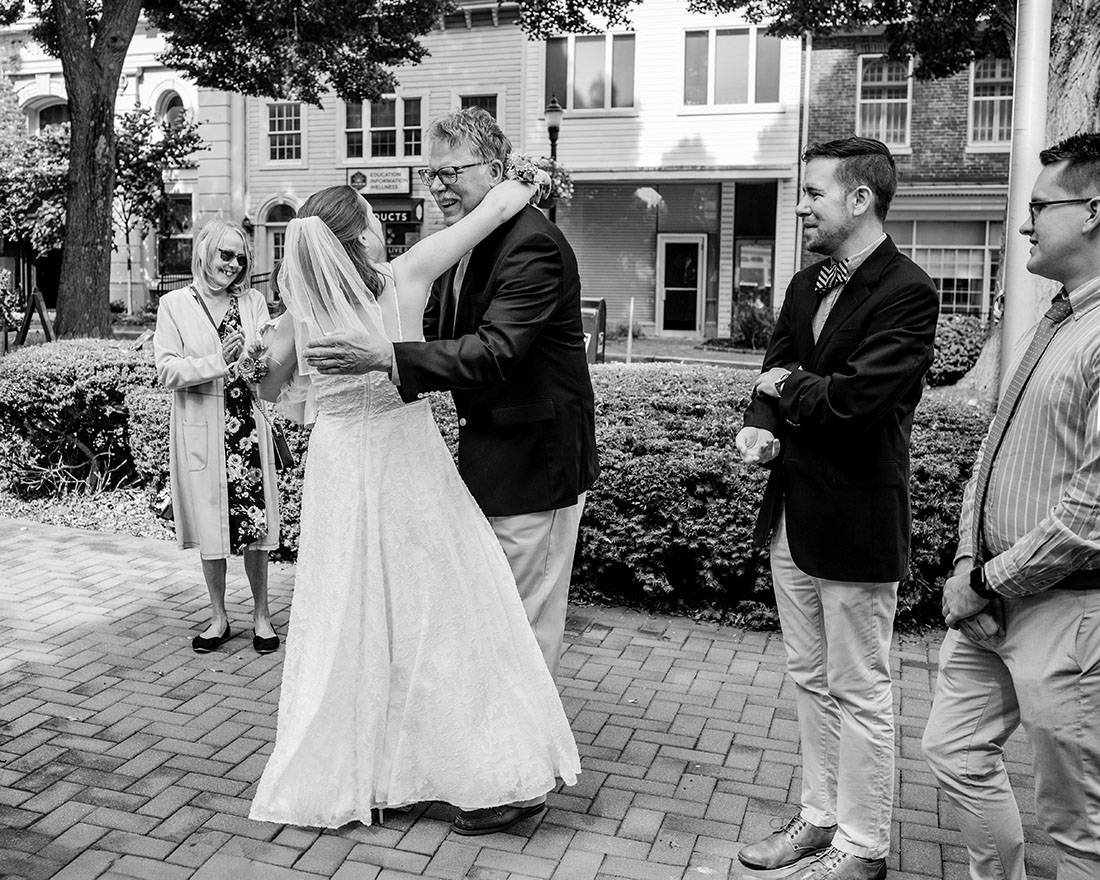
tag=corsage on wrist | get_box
[232,333,271,384]
[505,154,552,204]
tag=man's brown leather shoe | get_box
[794,846,887,880]
[737,815,837,870]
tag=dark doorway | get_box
[34,251,63,309]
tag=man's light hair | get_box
[426,107,511,163]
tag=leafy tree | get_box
[0,0,447,337]
[0,122,68,256]
[113,105,205,311]
[0,63,23,160]
[0,109,203,293]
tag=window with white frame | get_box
[683,28,783,106]
[886,219,1002,316]
[267,103,302,161]
[346,97,422,159]
[857,56,911,147]
[970,58,1013,146]
[460,94,498,119]
[544,33,635,110]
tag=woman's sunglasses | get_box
[217,248,247,267]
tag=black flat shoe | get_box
[253,631,280,654]
[192,624,232,654]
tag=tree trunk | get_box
[52,0,143,338]
[1047,0,1100,137]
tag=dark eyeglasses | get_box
[217,248,247,266]
[1027,198,1096,224]
[417,162,489,186]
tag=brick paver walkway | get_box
[0,518,1055,880]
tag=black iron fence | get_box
[154,272,276,301]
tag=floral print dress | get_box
[219,296,268,553]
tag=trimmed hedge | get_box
[0,340,157,496]
[2,343,992,627]
[928,314,989,387]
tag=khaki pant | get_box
[771,512,898,860]
[488,493,585,677]
[923,588,1100,880]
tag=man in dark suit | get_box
[735,137,939,880]
[304,108,598,835]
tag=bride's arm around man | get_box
[302,107,599,837]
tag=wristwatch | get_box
[969,564,997,599]
[775,369,792,395]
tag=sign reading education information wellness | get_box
[347,168,412,196]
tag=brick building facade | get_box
[806,32,1011,317]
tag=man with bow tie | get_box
[923,133,1100,880]
[735,137,939,880]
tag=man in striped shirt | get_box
[923,133,1100,880]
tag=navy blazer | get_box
[392,205,599,516]
[743,237,939,582]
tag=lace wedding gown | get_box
[250,292,580,828]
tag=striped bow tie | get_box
[815,258,850,294]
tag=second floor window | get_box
[683,28,783,106]
[268,103,302,161]
[346,97,422,159]
[545,33,635,110]
[857,57,911,148]
[970,58,1013,146]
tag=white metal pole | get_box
[626,297,635,364]
[1000,0,1053,394]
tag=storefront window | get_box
[885,219,1000,315]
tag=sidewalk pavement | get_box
[600,338,764,370]
[0,518,1054,880]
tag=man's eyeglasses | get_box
[217,248,248,266]
[417,162,489,186]
[1027,198,1096,224]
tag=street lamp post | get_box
[545,95,563,223]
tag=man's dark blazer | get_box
[743,237,939,582]
[391,204,599,517]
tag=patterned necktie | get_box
[970,291,1074,560]
[450,251,472,335]
[815,258,850,295]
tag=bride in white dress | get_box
[248,179,580,829]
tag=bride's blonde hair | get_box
[297,186,384,299]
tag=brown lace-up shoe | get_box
[794,846,887,880]
[737,815,837,870]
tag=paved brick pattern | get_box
[0,518,1055,880]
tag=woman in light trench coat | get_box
[153,219,281,655]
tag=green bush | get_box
[928,314,989,386]
[729,292,776,350]
[5,343,992,628]
[0,339,157,496]
[570,366,990,626]
[124,386,171,490]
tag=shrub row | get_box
[927,314,990,387]
[0,342,991,626]
[0,340,157,495]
